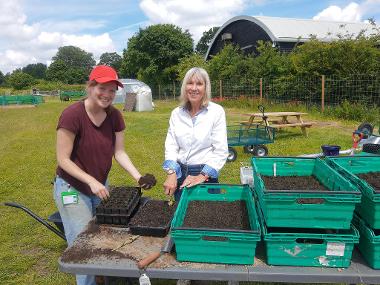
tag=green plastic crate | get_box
[353,214,380,269]
[0,95,43,105]
[259,208,359,268]
[60,91,86,101]
[171,184,261,265]
[326,156,380,229]
[252,157,361,229]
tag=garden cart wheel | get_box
[358,122,374,138]
[253,145,268,156]
[227,147,237,162]
[243,145,255,154]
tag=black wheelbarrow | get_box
[3,202,66,241]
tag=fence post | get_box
[321,75,325,112]
[260,78,263,102]
[219,80,223,100]
[158,84,161,100]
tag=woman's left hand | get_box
[180,174,208,189]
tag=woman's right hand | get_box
[88,180,110,200]
[163,174,177,196]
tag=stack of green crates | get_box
[326,156,380,228]
[326,155,380,269]
[171,184,261,265]
[0,95,44,106]
[252,157,361,267]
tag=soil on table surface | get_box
[357,172,380,191]
[182,200,250,230]
[61,220,137,263]
[129,199,177,228]
[61,219,259,269]
[261,175,329,191]
[97,186,141,209]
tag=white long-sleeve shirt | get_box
[163,102,228,178]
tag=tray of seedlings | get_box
[128,198,178,237]
[326,155,380,229]
[251,157,361,229]
[171,184,261,265]
[96,186,141,226]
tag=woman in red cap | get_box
[53,65,156,285]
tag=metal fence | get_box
[151,75,380,109]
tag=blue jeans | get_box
[174,163,218,201]
[54,176,101,285]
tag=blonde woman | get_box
[163,67,228,201]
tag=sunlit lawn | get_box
[0,98,358,284]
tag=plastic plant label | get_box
[61,191,79,205]
[139,273,151,285]
[326,242,345,256]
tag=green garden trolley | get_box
[227,124,275,162]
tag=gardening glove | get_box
[138,173,157,189]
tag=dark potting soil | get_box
[129,199,177,228]
[357,172,380,191]
[97,186,141,209]
[182,200,250,230]
[261,175,329,191]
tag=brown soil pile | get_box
[182,200,250,230]
[129,199,177,227]
[261,175,329,191]
[357,172,380,191]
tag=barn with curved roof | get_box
[206,15,377,59]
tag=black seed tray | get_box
[95,186,142,226]
[129,199,177,237]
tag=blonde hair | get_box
[179,67,211,109]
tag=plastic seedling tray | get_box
[129,199,177,237]
[96,186,141,226]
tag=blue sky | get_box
[0,0,379,74]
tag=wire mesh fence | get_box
[151,75,380,109]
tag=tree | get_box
[8,71,35,90]
[195,27,219,56]
[207,44,247,82]
[47,46,95,83]
[99,52,122,71]
[0,70,4,85]
[22,63,47,79]
[120,24,193,85]
[175,54,208,81]
[290,38,380,77]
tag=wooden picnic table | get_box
[240,111,313,137]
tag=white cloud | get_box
[313,2,370,22]
[139,0,248,42]
[0,1,117,74]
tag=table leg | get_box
[296,115,308,137]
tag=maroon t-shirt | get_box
[56,101,125,196]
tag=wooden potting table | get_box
[59,222,380,284]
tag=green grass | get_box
[0,98,360,284]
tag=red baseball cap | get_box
[89,65,123,88]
